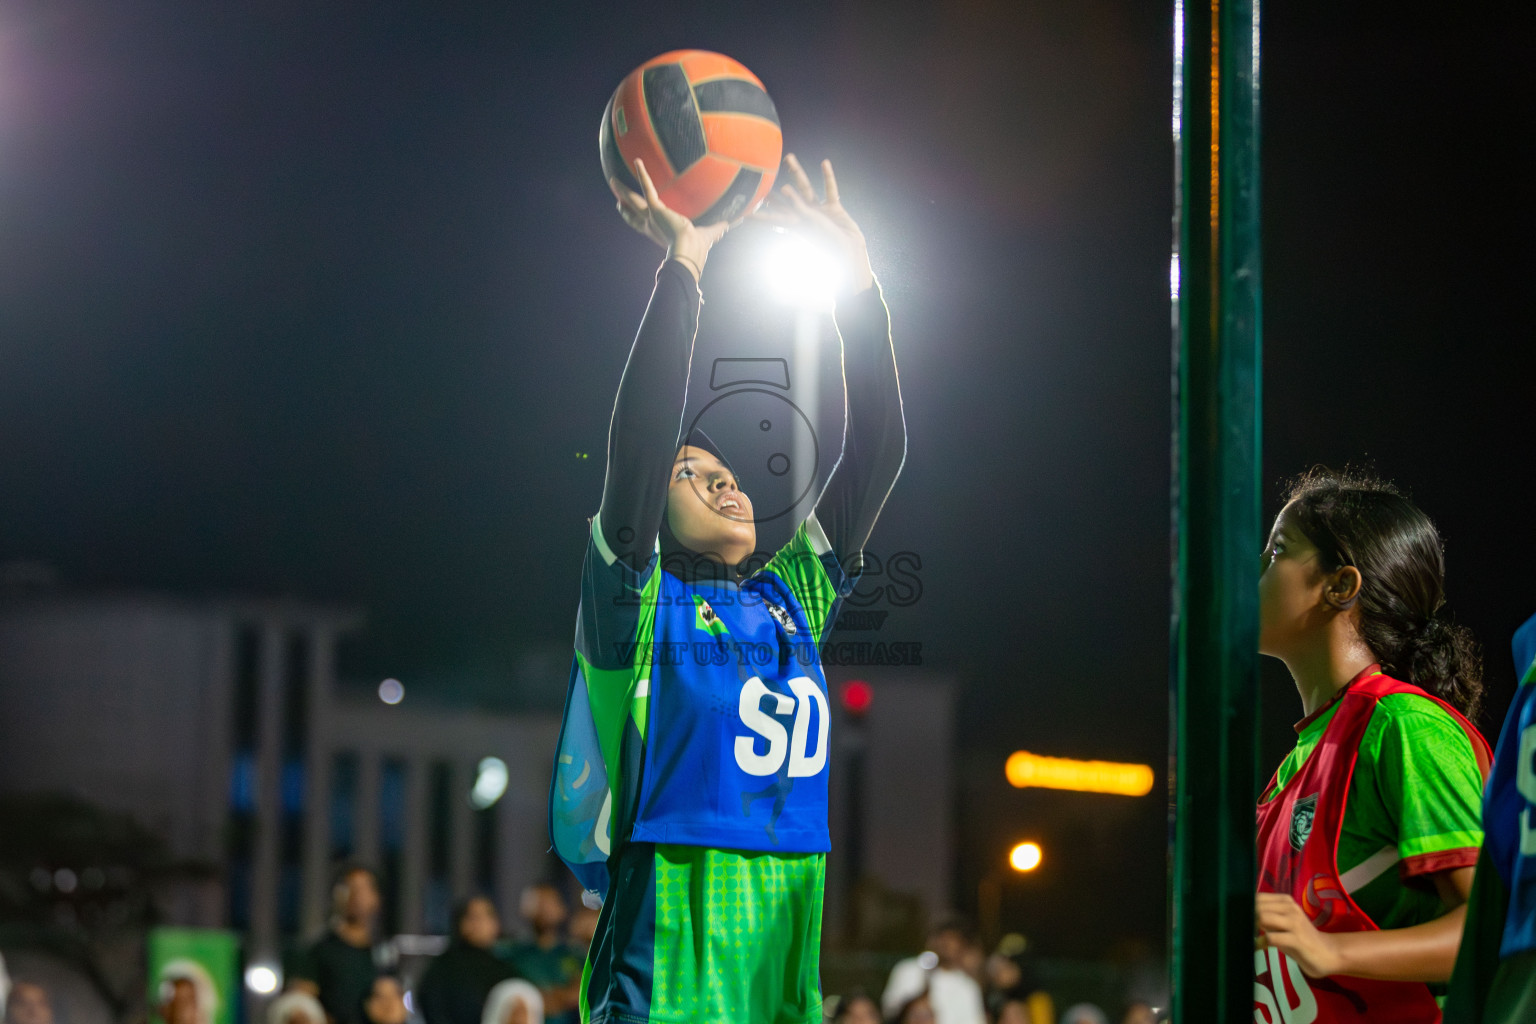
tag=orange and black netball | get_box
[600,50,782,225]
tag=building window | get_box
[425,761,453,933]
[226,624,261,929]
[379,757,407,936]
[330,751,359,859]
[474,801,498,901]
[279,632,310,935]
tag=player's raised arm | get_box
[597,160,734,569]
[760,154,906,565]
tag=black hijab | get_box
[659,428,748,582]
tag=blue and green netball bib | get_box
[549,513,850,899]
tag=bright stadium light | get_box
[378,678,405,704]
[244,965,279,994]
[1004,750,1155,796]
[1009,842,1043,872]
[762,233,844,312]
[470,756,508,809]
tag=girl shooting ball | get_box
[1253,469,1491,1021]
[549,153,905,1024]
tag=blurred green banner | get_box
[147,928,241,1024]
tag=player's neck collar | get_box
[659,556,744,587]
[658,517,746,585]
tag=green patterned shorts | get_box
[581,842,825,1024]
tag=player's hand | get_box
[1256,893,1345,978]
[609,159,730,281]
[755,154,875,293]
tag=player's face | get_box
[339,869,380,923]
[1258,502,1331,658]
[160,980,198,1024]
[501,998,531,1024]
[529,886,567,931]
[838,997,881,1024]
[8,984,54,1024]
[667,445,756,565]
[459,897,500,948]
[986,953,1022,990]
[928,927,966,967]
[996,1004,1031,1024]
[364,979,408,1024]
[569,905,600,949]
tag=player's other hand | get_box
[755,154,875,293]
[609,159,730,282]
[1256,893,1344,978]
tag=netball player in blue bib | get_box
[549,155,905,1024]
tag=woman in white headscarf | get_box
[480,980,542,1024]
[267,992,326,1024]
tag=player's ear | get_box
[1324,565,1363,611]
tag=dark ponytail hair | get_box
[1284,467,1483,721]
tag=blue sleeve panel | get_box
[1484,611,1536,958]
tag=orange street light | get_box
[1004,750,1155,796]
[1009,841,1042,872]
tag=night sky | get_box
[1,1,1528,959]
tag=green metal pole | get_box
[1169,0,1262,1019]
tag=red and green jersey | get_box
[1265,686,1486,931]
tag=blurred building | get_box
[0,577,957,975]
[0,583,560,985]
[822,667,955,947]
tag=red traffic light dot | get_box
[840,679,873,716]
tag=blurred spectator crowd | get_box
[2,865,1156,1024]
[829,917,1157,1024]
[272,864,595,1024]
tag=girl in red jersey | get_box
[1253,469,1491,1022]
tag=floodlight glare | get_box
[244,965,280,994]
[763,233,844,312]
[471,756,509,809]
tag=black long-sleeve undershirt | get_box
[598,260,700,570]
[597,258,905,572]
[814,280,907,567]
